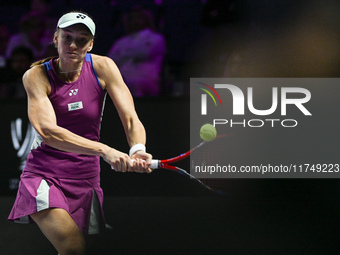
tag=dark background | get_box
[1,98,339,255]
[1,0,340,254]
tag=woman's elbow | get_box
[39,126,58,146]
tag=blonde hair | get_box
[30,56,56,68]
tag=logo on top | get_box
[69,89,78,96]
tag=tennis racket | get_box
[112,134,228,193]
[149,140,212,190]
[112,142,208,186]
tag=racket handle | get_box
[150,159,159,169]
[111,159,159,170]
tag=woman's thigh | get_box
[31,208,86,254]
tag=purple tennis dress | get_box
[8,53,107,234]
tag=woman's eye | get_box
[77,38,88,46]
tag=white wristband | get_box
[129,143,146,157]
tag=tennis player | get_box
[8,11,152,255]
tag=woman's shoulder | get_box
[90,53,113,64]
[89,54,121,90]
[90,53,118,72]
[23,64,50,93]
[24,64,47,81]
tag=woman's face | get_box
[54,24,93,63]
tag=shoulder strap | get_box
[43,61,52,85]
[85,53,103,90]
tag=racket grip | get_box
[150,159,159,169]
[111,159,159,170]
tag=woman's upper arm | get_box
[93,55,145,146]
[94,55,137,121]
[23,66,56,138]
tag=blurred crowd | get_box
[1,0,340,99]
[0,0,57,99]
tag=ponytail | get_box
[30,56,57,68]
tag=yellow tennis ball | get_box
[200,123,217,141]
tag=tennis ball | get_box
[200,123,217,141]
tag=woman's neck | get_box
[56,58,83,82]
